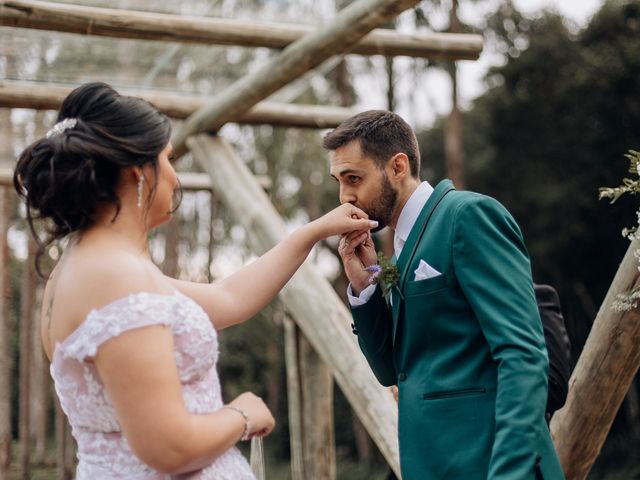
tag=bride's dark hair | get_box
[13,82,173,275]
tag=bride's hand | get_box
[228,392,275,439]
[311,203,378,240]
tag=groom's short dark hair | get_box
[323,110,420,178]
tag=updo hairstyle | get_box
[13,82,172,274]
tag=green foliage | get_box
[599,150,640,203]
[599,150,640,312]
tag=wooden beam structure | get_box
[171,0,422,157]
[0,81,356,129]
[0,0,483,61]
[188,134,400,477]
[550,238,640,479]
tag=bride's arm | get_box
[167,203,375,330]
[95,324,274,474]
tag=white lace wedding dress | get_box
[50,291,256,479]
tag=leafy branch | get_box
[600,150,640,311]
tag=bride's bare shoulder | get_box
[55,249,164,311]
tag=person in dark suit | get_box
[326,110,564,479]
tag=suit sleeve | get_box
[350,285,397,387]
[452,196,548,479]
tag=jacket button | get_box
[398,372,407,381]
[350,323,359,335]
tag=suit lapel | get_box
[392,180,455,343]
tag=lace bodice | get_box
[50,291,255,479]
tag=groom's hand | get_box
[339,229,377,296]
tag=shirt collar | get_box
[394,181,434,256]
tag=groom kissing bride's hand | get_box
[324,110,565,480]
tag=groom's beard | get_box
[360,173,397,233]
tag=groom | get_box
[325,110,564,479]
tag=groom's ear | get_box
[388,153,410,180]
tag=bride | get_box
[13,82,376,479]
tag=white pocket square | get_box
[414,260,442,281]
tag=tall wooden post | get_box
[284,315,305,480]
[284,308,337,480]
[300,335,336,480]
[550,238,640,478]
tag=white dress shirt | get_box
[348,181,434,305]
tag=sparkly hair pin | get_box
[46,118,78,139]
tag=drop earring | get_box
[137,175,145,208]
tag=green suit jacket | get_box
[352,180,564,480]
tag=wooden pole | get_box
[0,0,483,61]
[0,81,358,129]
[550,238,640,479]
[284,307,337,480]
[283,316,305,480]
[299,334,336,480]
[188,135,400,476]
[171,0,422,157]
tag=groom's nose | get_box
[339,186,356,205]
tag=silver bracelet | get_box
[223,405,251,441]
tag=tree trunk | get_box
[30,110,48,465]
[0,186,12,477]
[0,106,14,477]
[162,216,180,278]
[444,0,465,189]
[30,283,48,464]
[386,57,395,112]
[550,238,640,479]
[19,238,37,479]
[335,59,355,107]
[54,398,73,480]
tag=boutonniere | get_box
[364,252,402,305]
